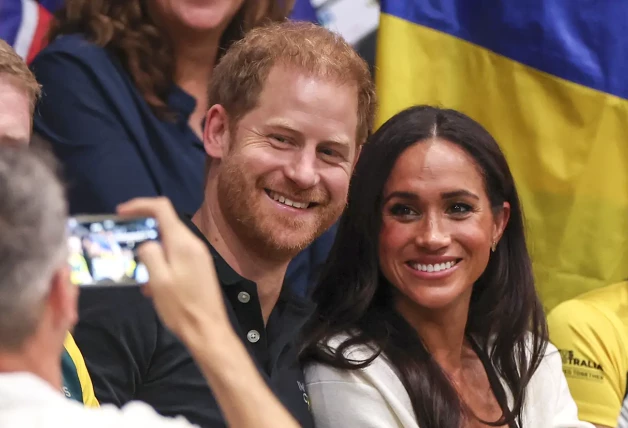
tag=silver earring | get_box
[491,240,497,252]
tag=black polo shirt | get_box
[73,216,315,427]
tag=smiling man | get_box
[72,21,376,427]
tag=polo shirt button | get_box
[247,330,260,343]
[237,291,251,303]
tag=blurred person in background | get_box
[29,0,335,297]
[0,145,301,428]
[0,38,98,408]
[70,21,375,427]
[0,39,34,146]
[548,280,628,428]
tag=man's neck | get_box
[0,341,62,391]
[192,200,289,324]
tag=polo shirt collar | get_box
[179,213,316,315]
[180,214,243,286]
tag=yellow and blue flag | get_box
[376,1,628,310]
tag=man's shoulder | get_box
[548,284,628,347]
[30,33,138,109]
[550,281,628,316]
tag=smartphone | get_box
[67,215,159,287]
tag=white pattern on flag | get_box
[13,0,38,60]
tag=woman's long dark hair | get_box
[301,106,548,428]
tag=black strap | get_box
[468,336,519,428]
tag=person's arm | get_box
[548,300,627,428]
[117,197,300,428]
[31,47,160,213]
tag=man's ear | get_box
[203,105,232,160]
[48,265,78,331]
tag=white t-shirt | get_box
[304,335,595,428]
[618,396,628,428]
[0,372,198,428]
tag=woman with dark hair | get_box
[301,106,591,428]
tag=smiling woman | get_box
[300,105,594,428]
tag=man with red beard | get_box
[72,21,376,428]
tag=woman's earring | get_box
[491,240,497,252]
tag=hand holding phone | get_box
[116,197,229,339]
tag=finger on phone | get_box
[137,240,169,283]
[117,197,181,243]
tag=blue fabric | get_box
[31,34,205,215]
[38,0,65,12]
[31,34,334,296]
[382,0,628,99]
[290,0,319,23]
[0,0,22,45]
[285,223,337,297]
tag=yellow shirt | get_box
[548,281,628,427]
[63,333,99,408]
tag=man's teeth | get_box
[410,260,458,272]
[268,191,309,209]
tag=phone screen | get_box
[67,216,159,286]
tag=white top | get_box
[304,335,595,428]
[618,396,628,428]
[0,372,198,428]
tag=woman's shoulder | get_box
[31,34,123,84]
[33,34,110,64]
[303,332,415,421]
[304,332,397,385]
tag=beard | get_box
[216,154,344,260]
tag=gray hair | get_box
[0,145,68,350]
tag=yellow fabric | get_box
[69,253,92,285]
[548,281,628,427]
[376,14,628,311]
[63,333,99,408]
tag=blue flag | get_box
[290,0,319,23]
